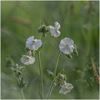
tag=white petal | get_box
[55,30,61,37]
[65,82,74,90]
[32,39,42,50]
[26,36,34,44]
[20,55,35,65]
[48,26,61,37]
[26,36,34,50]
[26,43,33,50]
[59,87,71,95]
[51,30,60,38]
[26,36,42,51]
[59,37,75,55]
[54,21,60,30]
[62,37,74,45]
[59,82,73,95]
[59,46,72,55]
[48,26,55,32]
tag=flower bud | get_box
[38,25,48,37]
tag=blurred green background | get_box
[1,1,99,99]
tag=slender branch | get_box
[20,88,25,99]
[46,76,58,99]
[38,51,44,98]
[47,52,61,98]
[47,82,55,99]
[54,52,61,77]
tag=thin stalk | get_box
[47,52,61,98]
[54,52,61,77]
[47,82,55,99]
[20,88,25,99]
[46,75,58,99]
[38,51,44,98]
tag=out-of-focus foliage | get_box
[1,1,99,99]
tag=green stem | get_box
[47,52,61,98]
[47,82,55,99]
[54,52,61,77]
[47,76,58,99]
[20,88,25,99]
[38,51,44,98]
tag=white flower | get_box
[48,21,61,38]
[59,81,73,95]
[59,37,75,55]
[20,55,35,65]
[54,21,61,30]
[26,36,42,51]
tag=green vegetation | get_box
[1,1,99,99]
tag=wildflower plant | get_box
[10,63,26,99]
[9,21,78,99]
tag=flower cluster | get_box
[20,36,42,65]
[11,21,77,98]
[54,73,73,95]
[38,21,61,38]
[20,21,77,95]
[38,21,77,56]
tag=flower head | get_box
[59,37,75,55]
[20,55,35,65]
[48,21,61,38]
[26,36,42,51]
[38,25,48,33]
[59,81,73,95]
